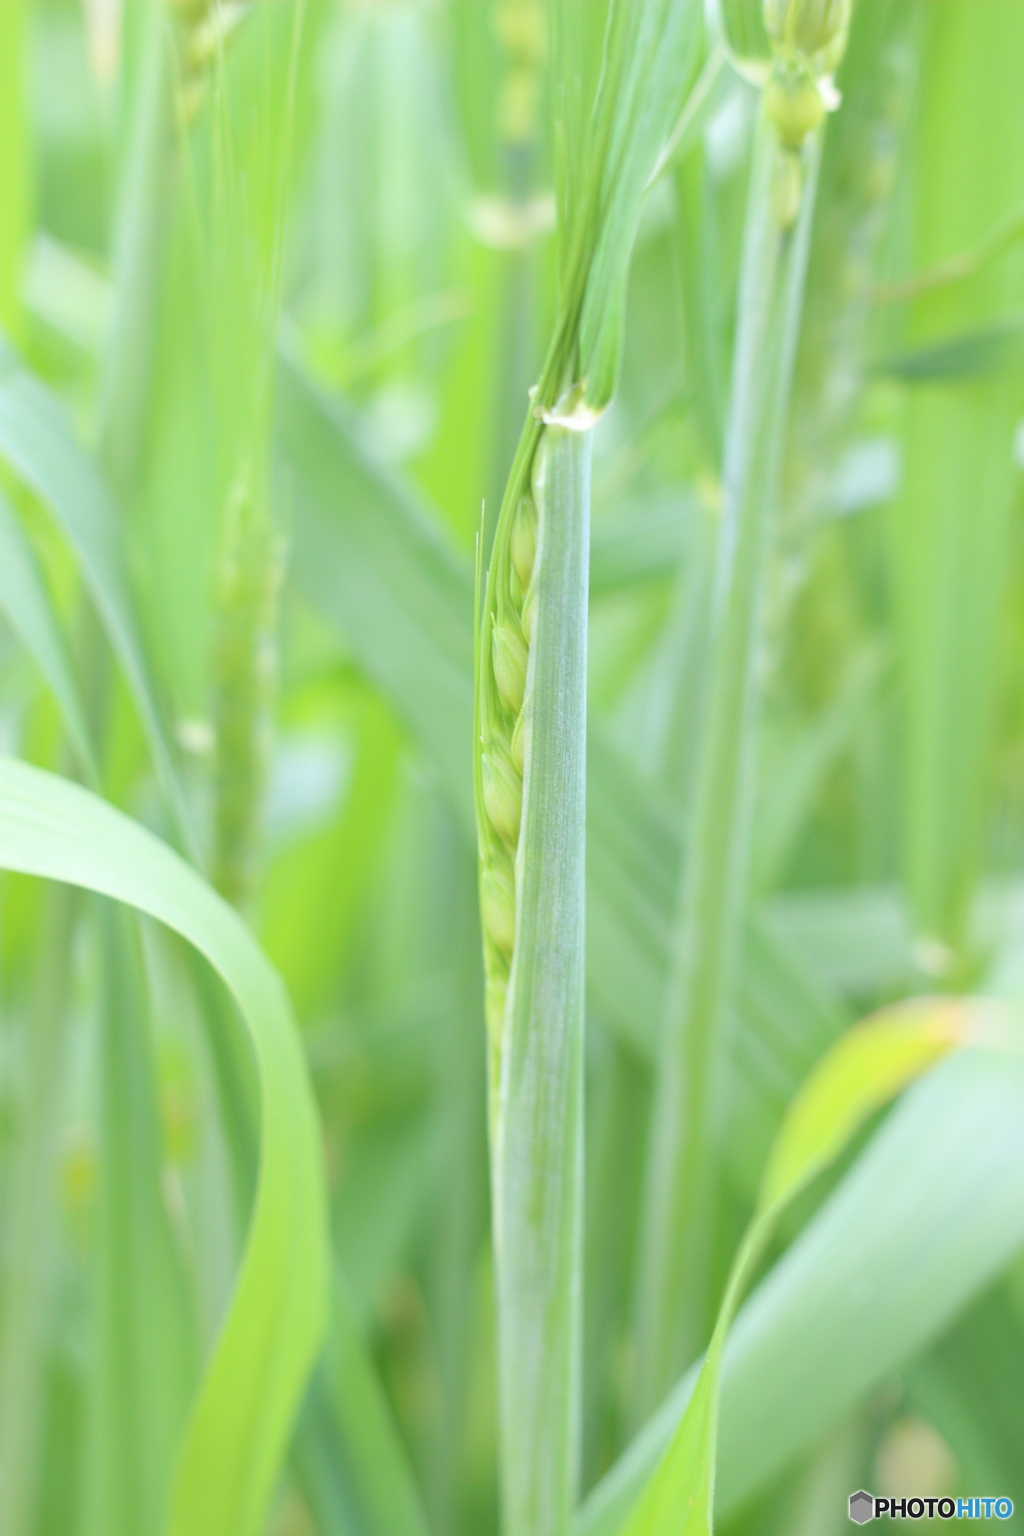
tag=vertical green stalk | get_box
[888,3,1024,974]
[477,418,591,1536]
[210,485,283,905]
[475,3,701,1526]
[633,81,827,1411]
[85,906,198,1536]
[423,839,489,1533]
[78,18,201,1525]
[0,0,31,341]
[202,0,302,906]
[784,0,920,537]
[98,0,176,500]
[0,891,75,1536]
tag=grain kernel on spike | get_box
[521,583,537,645]
[530,433,549,503]
[481,857,516,958]
[511,497,538,590]
[483,738,523,845]
[492,621,528,714]
[511,709,530,775]
[485,972,509,1039]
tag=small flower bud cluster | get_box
[763,0,850,73]
[493,0,547,146]
[167,0,254,122]
[477,447,544,1041]
[762,0,850,151]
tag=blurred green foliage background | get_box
[3,1,1024,1534]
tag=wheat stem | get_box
[474,3,703,1523]
[476,417,591,1536]
[633,102,824,1414]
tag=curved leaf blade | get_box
[582,1043,1024,1536]
[0,756,329,1536]
[613,999,968,1536]
[720,1045,1024,1510]
[756,997,966,1214]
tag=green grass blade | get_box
[262,688,402,1018]
[294,1274,433,1536]
[672,144,729,471]
[0,487,97,782]
[887,3,1024,969]
[0,757,329,1536]
[906,1284,1024,1513]
[0,890,76,1536]
[580,1044,1024,1534]
[755,997,963,1213]
[719,1047,1024,1511]
[615,1348,722,1536]
[614,997,963,1536]
[0,349,198,857]
[276,354,476,831]
[84,905,199,1536]
[0,0,30,338]
[784,0,920,533]
[187,813,433,1536]
[97,0,174,500]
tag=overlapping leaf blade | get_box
[611,1000,964,1535]
[0,487,96,781]
[0,756,329,1536]
[580,1043,1024,1535]
[0,347,197,855]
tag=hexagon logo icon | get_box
[848,1490,874,1524]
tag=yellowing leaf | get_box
[615,996,966,1536]
[757,998,966,1215]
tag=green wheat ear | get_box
[476,469,546,1050]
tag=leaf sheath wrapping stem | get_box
[483,424,591,1536]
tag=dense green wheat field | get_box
[2,1,1024,1533]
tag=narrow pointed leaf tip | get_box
[615,997,969,1536]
